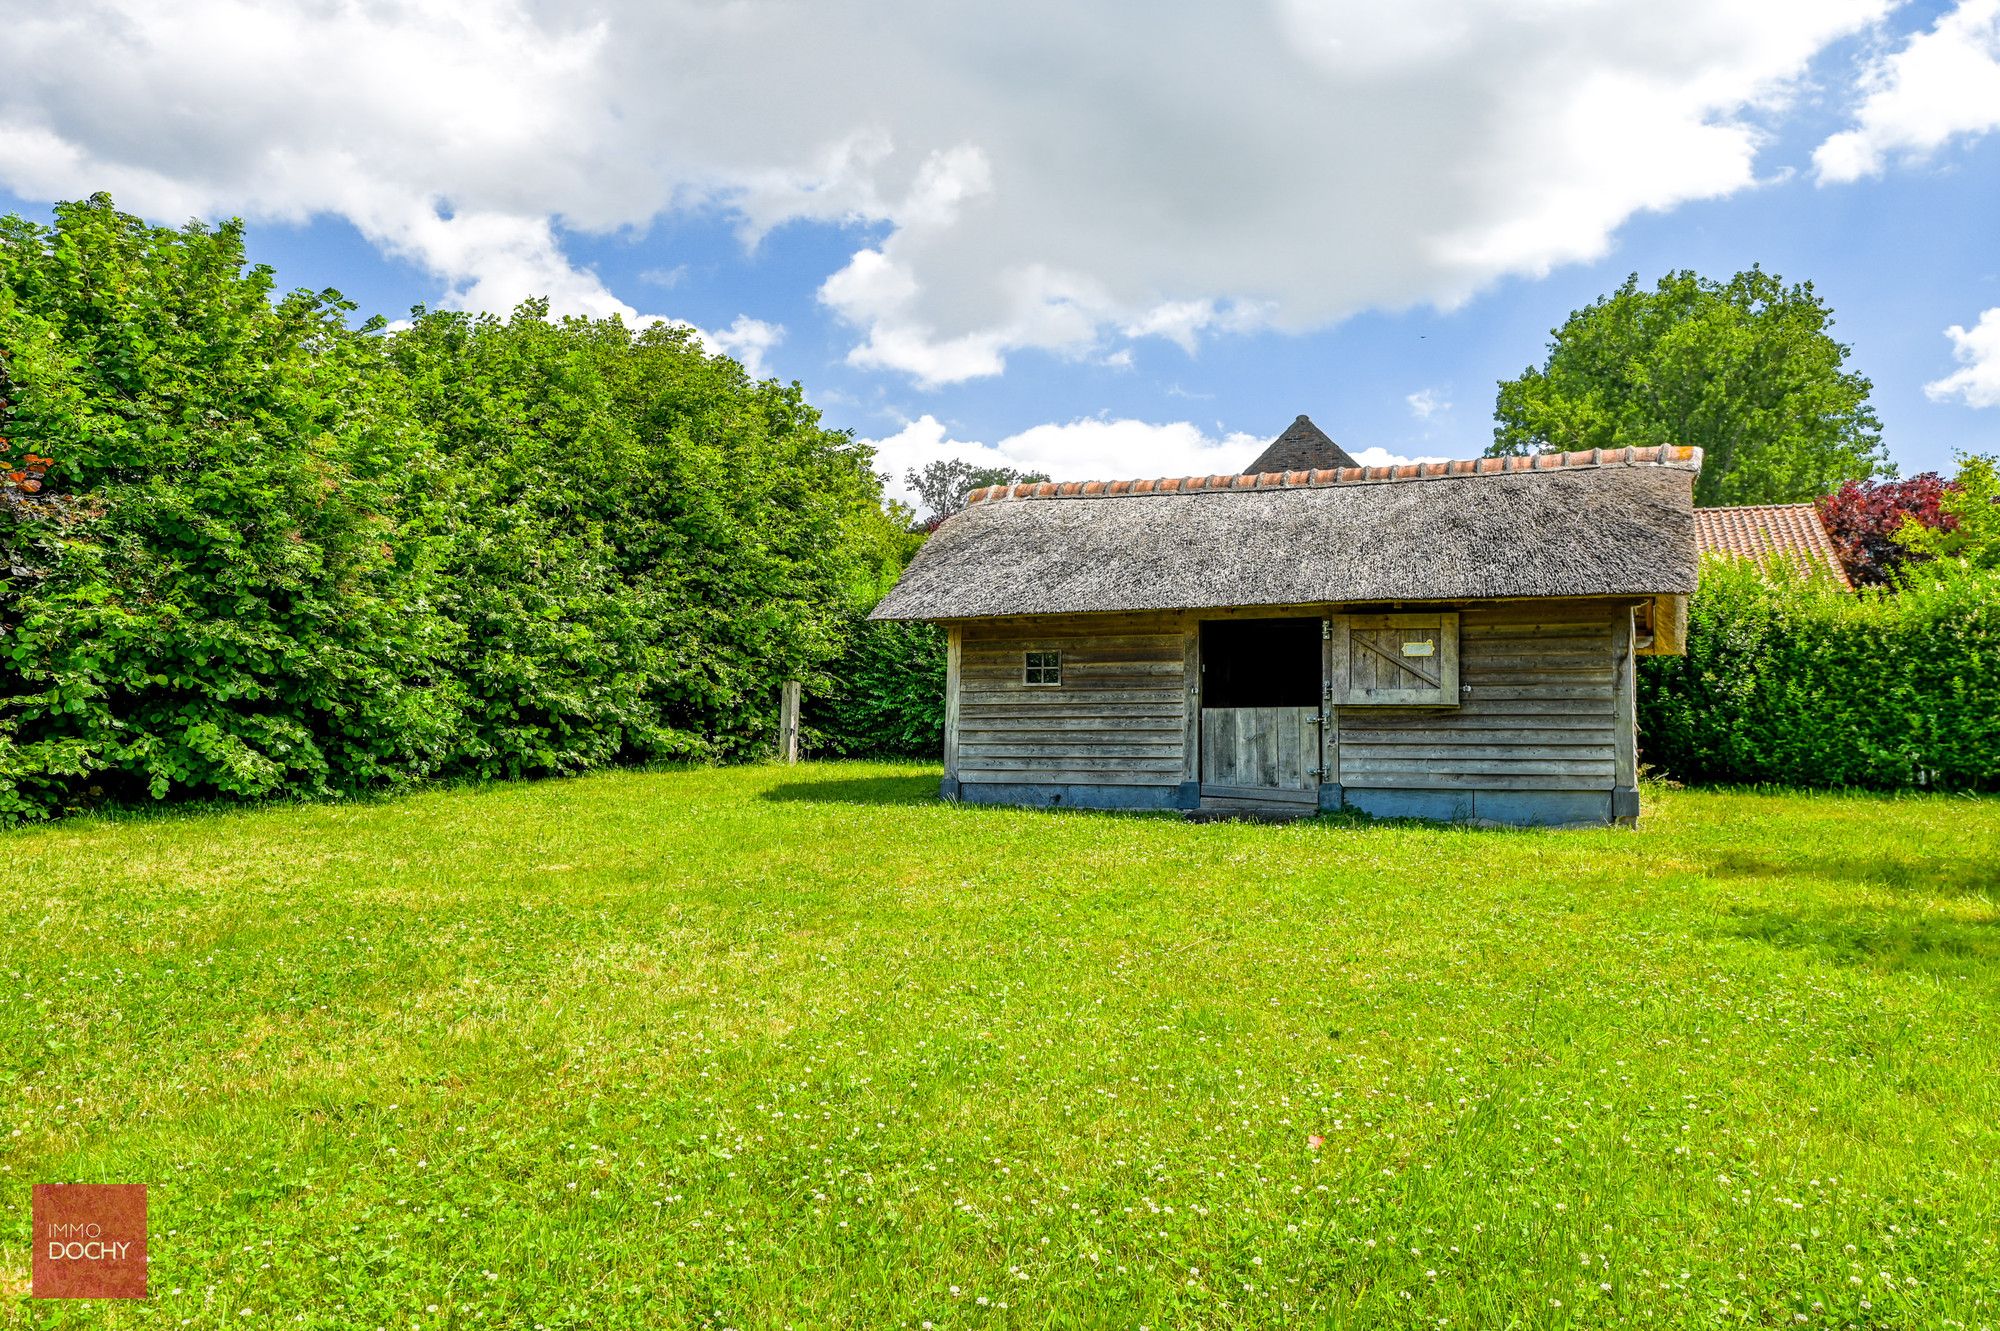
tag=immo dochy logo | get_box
[32,1184,147,1299]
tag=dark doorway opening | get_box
[1200,618,1322,708]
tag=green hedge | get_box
[1639,557,2000,790]
[1,197,905,821]
[804,610,946,758]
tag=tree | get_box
[1897,453,2000,571]
[1491,268,1888,506]
[1817,474,1956,586]
[903,458,1050,526]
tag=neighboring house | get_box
[872,423,1701,828]
[1693,503,1853,589]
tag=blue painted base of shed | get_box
[955,782,1185,811]
[1340,787,1618,827]
[947,780,1630,826]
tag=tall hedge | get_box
[381,302,894,778]
[804,610,946,757]
[1639,557,2000,790]
[0,196,901,820]
[1,200,456,816]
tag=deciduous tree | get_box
[1491,268,1887,505]
[903,458,1050,526]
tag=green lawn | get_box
[4,765,1998,1328]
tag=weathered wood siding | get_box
[956,616,1187,788]
[1334,601,1621,792]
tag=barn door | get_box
[1330,613,1459,707]
[1199,707,1319,794]
[1198,618,1323,802]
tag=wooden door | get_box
[1200,706,1319,799]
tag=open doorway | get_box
[1199,618,1323,798]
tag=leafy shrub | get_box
[1,199,459,818]
[383,302,893,776]
[0,196,904,820]
[1639,556,2000,790]
[804,608,946,757]
[1816,473,1955,585]
[1894,453,2000,571]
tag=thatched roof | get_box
[1242,415,1358,473]
[1694,503,1852,589]
[873,445,1702,621]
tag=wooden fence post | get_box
[779,680,802,764]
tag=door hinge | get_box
[1321,619,1332,640]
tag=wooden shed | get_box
[872,428,1702,827]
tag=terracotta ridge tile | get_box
[956,444,1702,505]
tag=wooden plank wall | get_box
[957,616,1187,788]
[1335,601,1620,792]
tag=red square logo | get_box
[32,1184,147,1299]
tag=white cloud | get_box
[862,415,1445,508]
[863,416,1250,505]
[1925,307,2000,407]
[677,315,785,379]
[0,0,1890,382]
[1815,0,2000,182]
[1406,388,1450,420]
[1348,445,1452,468]
[1119,300,1220,356]
[994,418,1268,481]
[0,1,794,367]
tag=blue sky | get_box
[2,0,1996,498]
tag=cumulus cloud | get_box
[1349,445,1453,468]
[864,416,1252,506]
[0,0,1891,382]
[1406,388,1451,421]
[863,415,1444,508]
[678,315,785,379]
[1925,308,2000,407]
[1815,0,2000,182]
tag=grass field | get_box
[4,764,1998,1329]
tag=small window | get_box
[1023,650,1062,685]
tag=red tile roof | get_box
[1694,503,1852,588]
[963,444,1702,506]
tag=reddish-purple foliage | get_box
[1817,474,1958,585]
